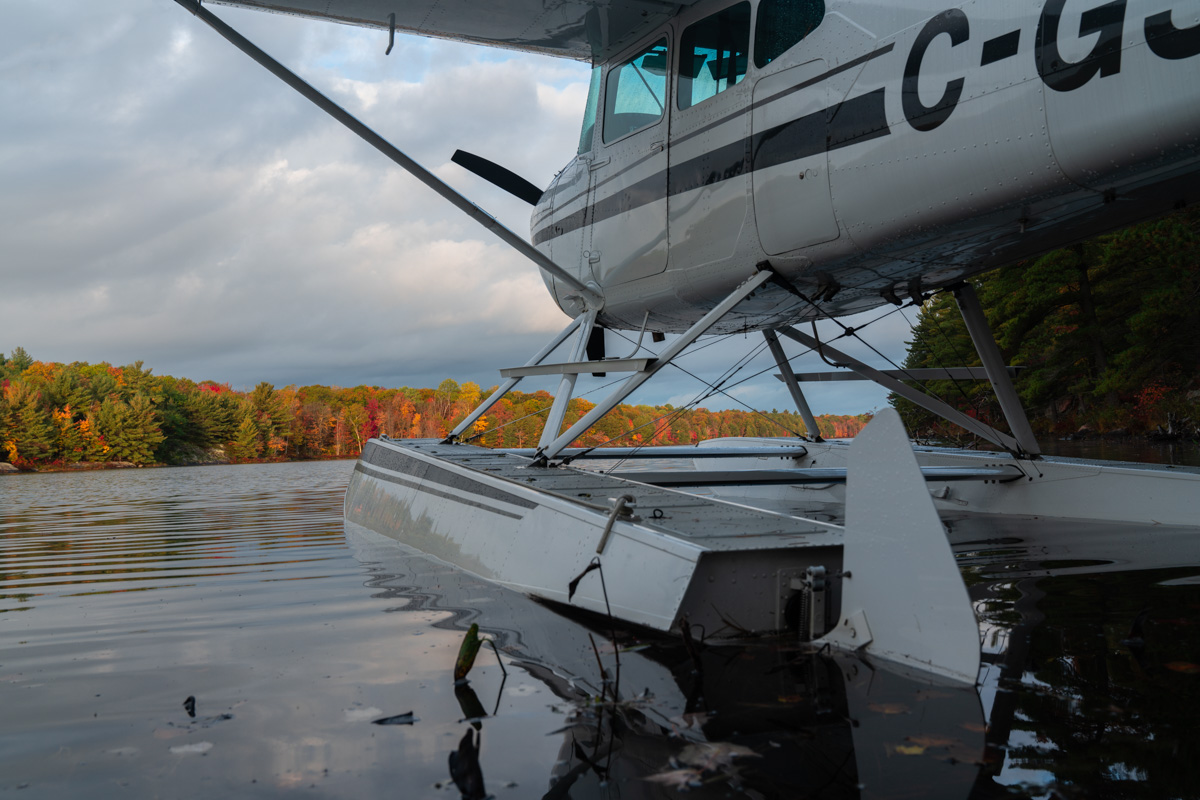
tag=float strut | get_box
[538,310,598,449]
[952,283,1040,457]
[764,329,822,441]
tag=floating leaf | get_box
[675,742,761,771]
[644,768,704,789]
[893,744,926,756]
[867,703,910,715]
[906,735,960,748]
[372,712,418,725]
[1165,661,1200,674]
[454,623,483,683]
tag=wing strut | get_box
[174,0,599,306]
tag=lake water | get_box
[3,459,1200,798]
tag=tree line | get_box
[0,350,869,470]
[892,208,1200,441]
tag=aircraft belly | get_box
[752,59,841,255]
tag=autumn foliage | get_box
[0,353,870,470]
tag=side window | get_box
[577,66,602,154]
[754,0,825,69]
[679,3,751,110]
[603,38,669,144]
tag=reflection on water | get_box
[1028,437,1200,467]
[2,461,1199,798]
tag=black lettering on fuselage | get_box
[1036,0,1127,92]
[1145,9,1200,60]
[903,9,970,132]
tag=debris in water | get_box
[673,742,760,772]
[183,695,196,718]
[372,712,418,725]
[892,744,927,756]
[169,741,213,755]
[454,623,483,684]
[448,728,487,800]
[644,768,704,790]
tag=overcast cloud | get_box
[2,1,914,417]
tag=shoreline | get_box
[0,455,359,475]
[5,432,1198,475]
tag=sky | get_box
[1,1,921,418]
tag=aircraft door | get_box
[752,58,841,254]
[586,37,671,287]
[668,2,753,273]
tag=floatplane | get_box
[177,0,1200,684]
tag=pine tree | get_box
[229,414,262,461]
[3,381,55,464]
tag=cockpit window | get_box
[603,38,669,144]
[577,66,602,154]
[754,0,825,68]
[679,2,751,110]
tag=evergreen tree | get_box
[7,346,34,374]
[229,414,262,461]
[1,381,54,464]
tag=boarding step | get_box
[500,357,654,378]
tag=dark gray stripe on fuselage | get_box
[354,462,527,520]
[360,441,538,510]
[533,88,890,245]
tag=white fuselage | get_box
[532,0,1200,333]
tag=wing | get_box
[207,0,699,62]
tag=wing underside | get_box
[207,0,697,62]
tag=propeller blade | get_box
[451,150,544,205]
